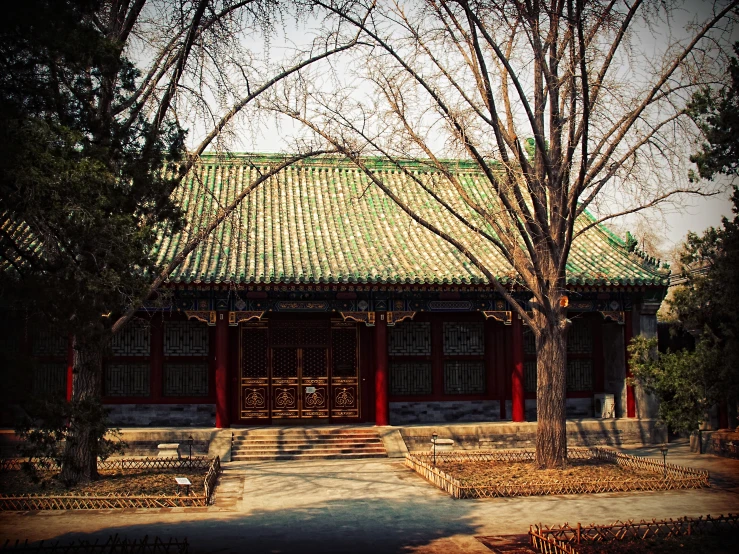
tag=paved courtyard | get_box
[1,442,738,553]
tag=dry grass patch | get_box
[0,467,206,497]
[441,457,658,487]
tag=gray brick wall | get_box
[389,400,501,424]
[105,404,215,426]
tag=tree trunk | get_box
[535,313,569,468]
[59,334,104,484]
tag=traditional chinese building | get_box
[19,154,669,428]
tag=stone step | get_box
[231,451,388,461]
[231,446,385,457]
[231,431,379,438]
[232,437,383,445]
[232,444,387,453]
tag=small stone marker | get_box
[431,437,455,452]
[158,443,180,458]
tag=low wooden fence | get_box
[405,448,708,499]
[1,534,188,553]
[528,514,739,553]
[0,457,220,511]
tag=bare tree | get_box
[273,0,737,467]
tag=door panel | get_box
[272,347,299,418]
[240,320,360,421]
[240,323,269,419]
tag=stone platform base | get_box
[398,418,666,451]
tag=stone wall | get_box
[105,404,215,427]
[399,418,666,451]
[389,400,501,424]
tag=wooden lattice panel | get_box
[32,363,67,397]
[443,361,485,394]
[272,348,298,378]
[163,362,209,396]
[241,326,268,379]
[443,322,484,355]
[388,322,431,356]
[332,328,357,377]
[567,318,593,354]
[525,360,537,393]
[31,330,67,357]
[104,362,150,396]
[566,359,593,392]
[164,321,209,356]
[389,362,432,395]
[302,348,327,378]
[111,320,151,356]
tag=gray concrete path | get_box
[2,442,738,553]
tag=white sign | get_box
[175,477,192,485]
[305,386,316,394]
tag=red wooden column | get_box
[511,314,525,422]
[151,318,164,400]
[374,312,389,426]
[215,312,230,428]
[624,312,636,418]
[593,317,605,393]
[66,335,74,402]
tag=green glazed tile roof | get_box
[155,153,669,287]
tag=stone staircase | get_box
[230,428,388,461]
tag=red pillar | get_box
[215,312,229,428]
[593,316,605,393]
[624,312,635,418]
[511,314,525,422]
[151,318,164,400]
[66,335,74,402]
[374,312,389,426]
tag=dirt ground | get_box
[0,467,206,496]
[439,458,662,487]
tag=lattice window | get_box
[568,319,593,354]
[525,360,537,393]
[111,320,150,356]
[388,322,431,356]
[389,362,432,395]
[303,348,327,377]
[444,361,485,394]
[105,362,150,396]
[273,348,298,378]
[303,325,330,347]
[164,321,209,356]
[32,330,66,357]
[567,359,593,391]
[271,325,294,347]
[523,328,536,355]
[443,322,484,355]
[332,329,357,377]
[163,362,209,396]
[242,328,268,378]
[33,363,66,397]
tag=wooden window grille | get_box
[105,319,151,397]
[389,362,433,395]
[163,362,209,396]
[444,361,485,394]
